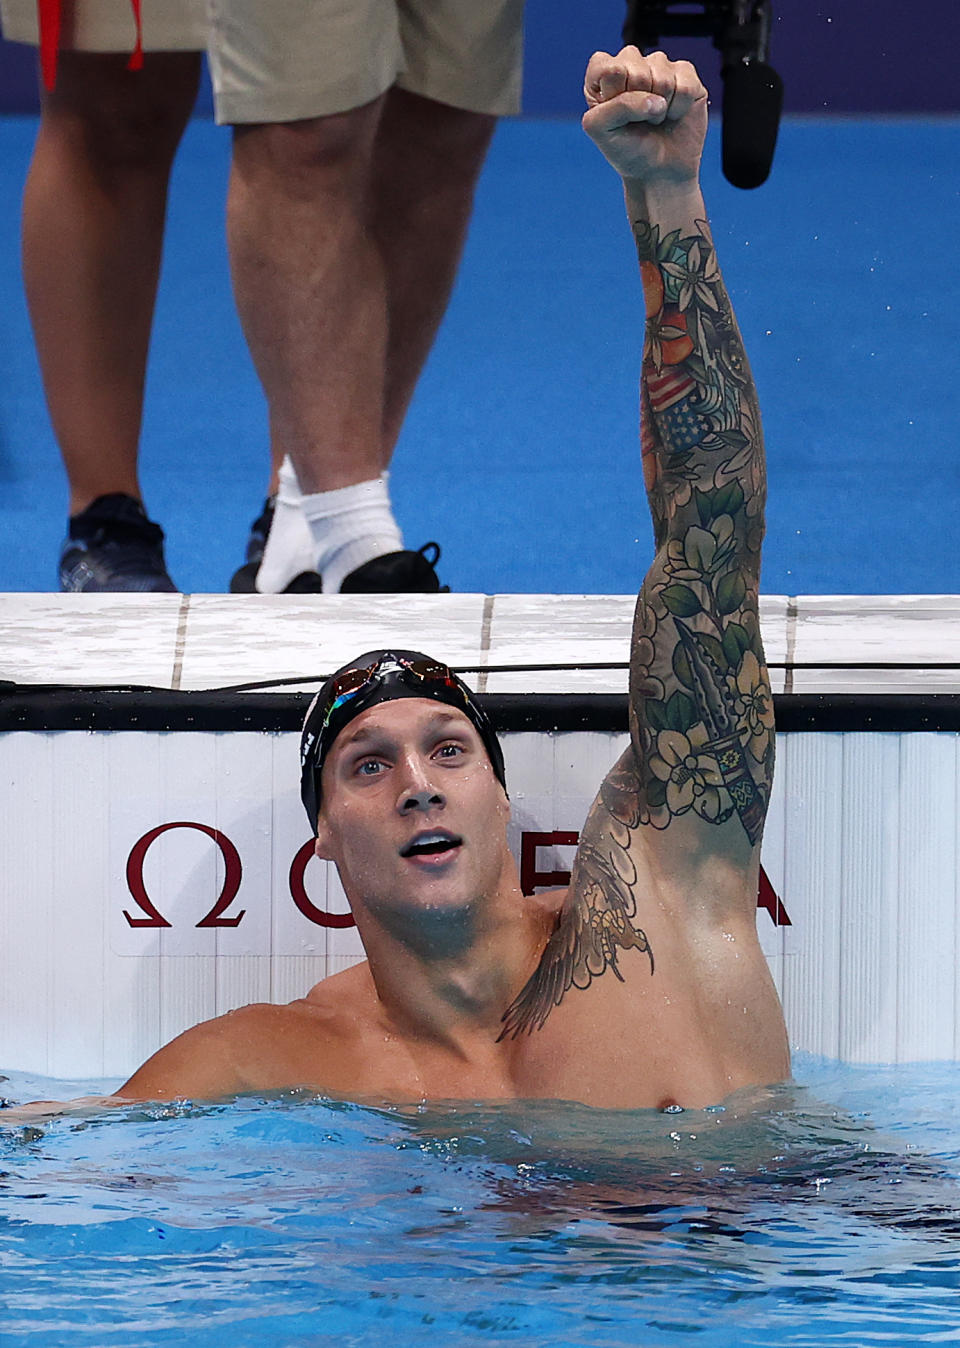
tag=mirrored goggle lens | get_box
[319,663,381,732]
[402,658,462,692]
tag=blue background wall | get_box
[1,0,959,116]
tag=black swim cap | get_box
[299,650,507,833]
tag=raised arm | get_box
[588,49,773,844]
[502,49,775,1039]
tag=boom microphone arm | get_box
[622,0,784,188]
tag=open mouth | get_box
[400,832,463,860]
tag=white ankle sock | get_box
[301,474,403,594]
[254,456,317,593]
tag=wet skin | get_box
[113,696,787,1109]
[314,699,516,946]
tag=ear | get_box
[313,813,334,861]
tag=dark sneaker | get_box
[229,495,323,594]
[339,542,449,593]
[59,493,177,593]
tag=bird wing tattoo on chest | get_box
[498,754,654,1040]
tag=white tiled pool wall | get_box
[2,726,958,1078]
[1,593,958,1078]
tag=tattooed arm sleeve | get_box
[500,54,773,1039]
[500,199,773,1040]
[627,193,773,847]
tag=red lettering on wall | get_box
[289,841,356,928]
[124,825,792,930]
[758,866,791,926]
[124,821,245,929]
[520,831,580,895]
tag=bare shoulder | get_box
[114,1003,279,1101]
[299,958,375,1013]
[115,963,381,1103]
[115,997,344,1102]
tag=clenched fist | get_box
[583,48,708,187]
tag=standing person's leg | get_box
[226,94,404,594]
[24,50,201,516]
[372,87,496,463]
[227,98,392,492]
[227,94,494,594]
[214,0,523,594]
[2,0,205,591]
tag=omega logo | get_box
[123,823,790,930]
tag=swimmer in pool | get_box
[116,47,789,1110]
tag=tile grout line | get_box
[170,593,191,691]
[476,595,495,693]
[784,595,798,695]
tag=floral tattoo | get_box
[502,217,773,1038]
[632,217,773,843]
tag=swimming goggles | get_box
[300,650,506,830]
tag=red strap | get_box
[36,0,143,91]
[127,0,143,72]
[37,0,61,92]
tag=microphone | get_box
[721,60,784,189]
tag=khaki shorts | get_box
[0,0,207,51]
[206,0,524,124]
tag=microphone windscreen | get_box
[721,62,784,189]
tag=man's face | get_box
[314,698,511,925]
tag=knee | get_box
[42,53,200,172]
[232,104,382,200]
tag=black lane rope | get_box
[3,660,960,698]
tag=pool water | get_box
[3,1056,960,1347]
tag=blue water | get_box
[3,1056,960,1346]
